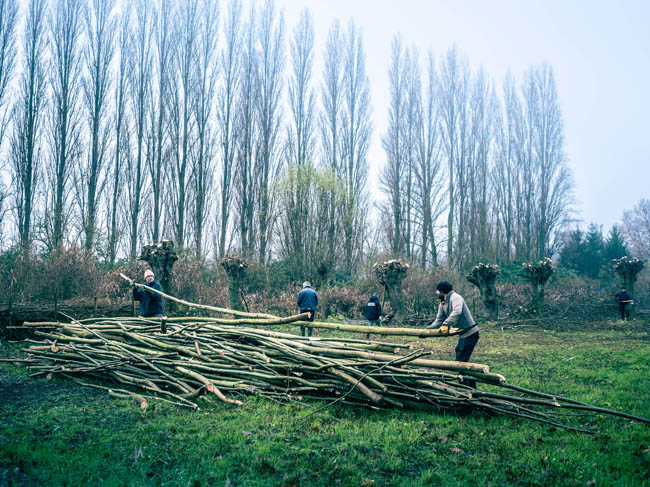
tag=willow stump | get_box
[139,240,179,297]
[522,258,554,314]
[613,256,645,300]
[221,255,249,311]
[466,263,500,320]
[374,260,409,319]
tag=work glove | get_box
[438,325,449,335]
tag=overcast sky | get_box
[275,0,650,231]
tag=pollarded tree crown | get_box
[467,263,501,286]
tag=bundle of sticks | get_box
[8,312,649,433]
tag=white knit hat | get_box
[144,269,154,278]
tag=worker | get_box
[613,287,632,321]
[132,269,164,318]
[364,292,382,339]
[427,281,479,388]
[297,281,318,337]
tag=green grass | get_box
[1,321,649,487]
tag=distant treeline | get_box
[0,0,647,279]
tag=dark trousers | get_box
[618,303,630,320]
[300,310,315,337]
[455,331,479,388]
[366,319,381,339]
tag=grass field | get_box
[1,319,649,486]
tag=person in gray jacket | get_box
[427,281,479,387]
[296,281,318,337]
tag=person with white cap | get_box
[296,281,318,337]
[133,269,164,317]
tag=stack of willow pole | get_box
[9,315,650,432]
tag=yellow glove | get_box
[439,325,449,335]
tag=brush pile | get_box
[7,313,648,433]
[3,279,648,432]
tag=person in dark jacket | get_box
[133,269,164,318]
[297,281,318,337]
[427,281,479,388]
[613,287,632,320]
[364,293,382,339]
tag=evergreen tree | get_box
[583,223,605,278]
[604,225,629,262]
[559,228,585,274]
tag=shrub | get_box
[40,248,100,301]
[321,285,364,319]
[171,256,228,309]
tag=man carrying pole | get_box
[427,281,480,388]
[133,269,164,318]
[613,287,633,321]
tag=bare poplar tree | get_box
[454,61,471,268]
[380,35,407,256]
[528,63,573,258]
[78,0,115,252]
[234,4,258,258]
[254,0,284,264]
[401,47,421,260]
[492,72,522,263]
[622,199,650,259]
[466,68,495,262]
[168,0,198,250]
[287,10,316,169]
[11,0,48,252]
[126,0,153,260]
[0,0,18,144]
[437,46,469,267]
[192,0,219,258]
[105,10,130,266]
[340,20,371,274]
[215,0,241,258]
[43,0,84,251]
[518,68,538,260]
[0,0,19,244]
[318,19,345,270]
[148,0,172,243]
[413,51,445,267]
[281,8,316,272]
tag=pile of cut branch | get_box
[7,314,649,433]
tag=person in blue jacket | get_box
[133,269,164,318]
[364,293,382,339]
[296,281,318,337]
[613,287,632,320]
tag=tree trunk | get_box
[374,259,409,319]
[221,255,249,312]
[466,263,500,321]
[522,258,554,315]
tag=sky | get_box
[275,0,650,231]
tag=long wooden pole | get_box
[119,273,464,338]
[120,273,277,319]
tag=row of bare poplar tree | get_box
[380,38,574,270]
[0,0,371,275]
[0,0,573,278]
